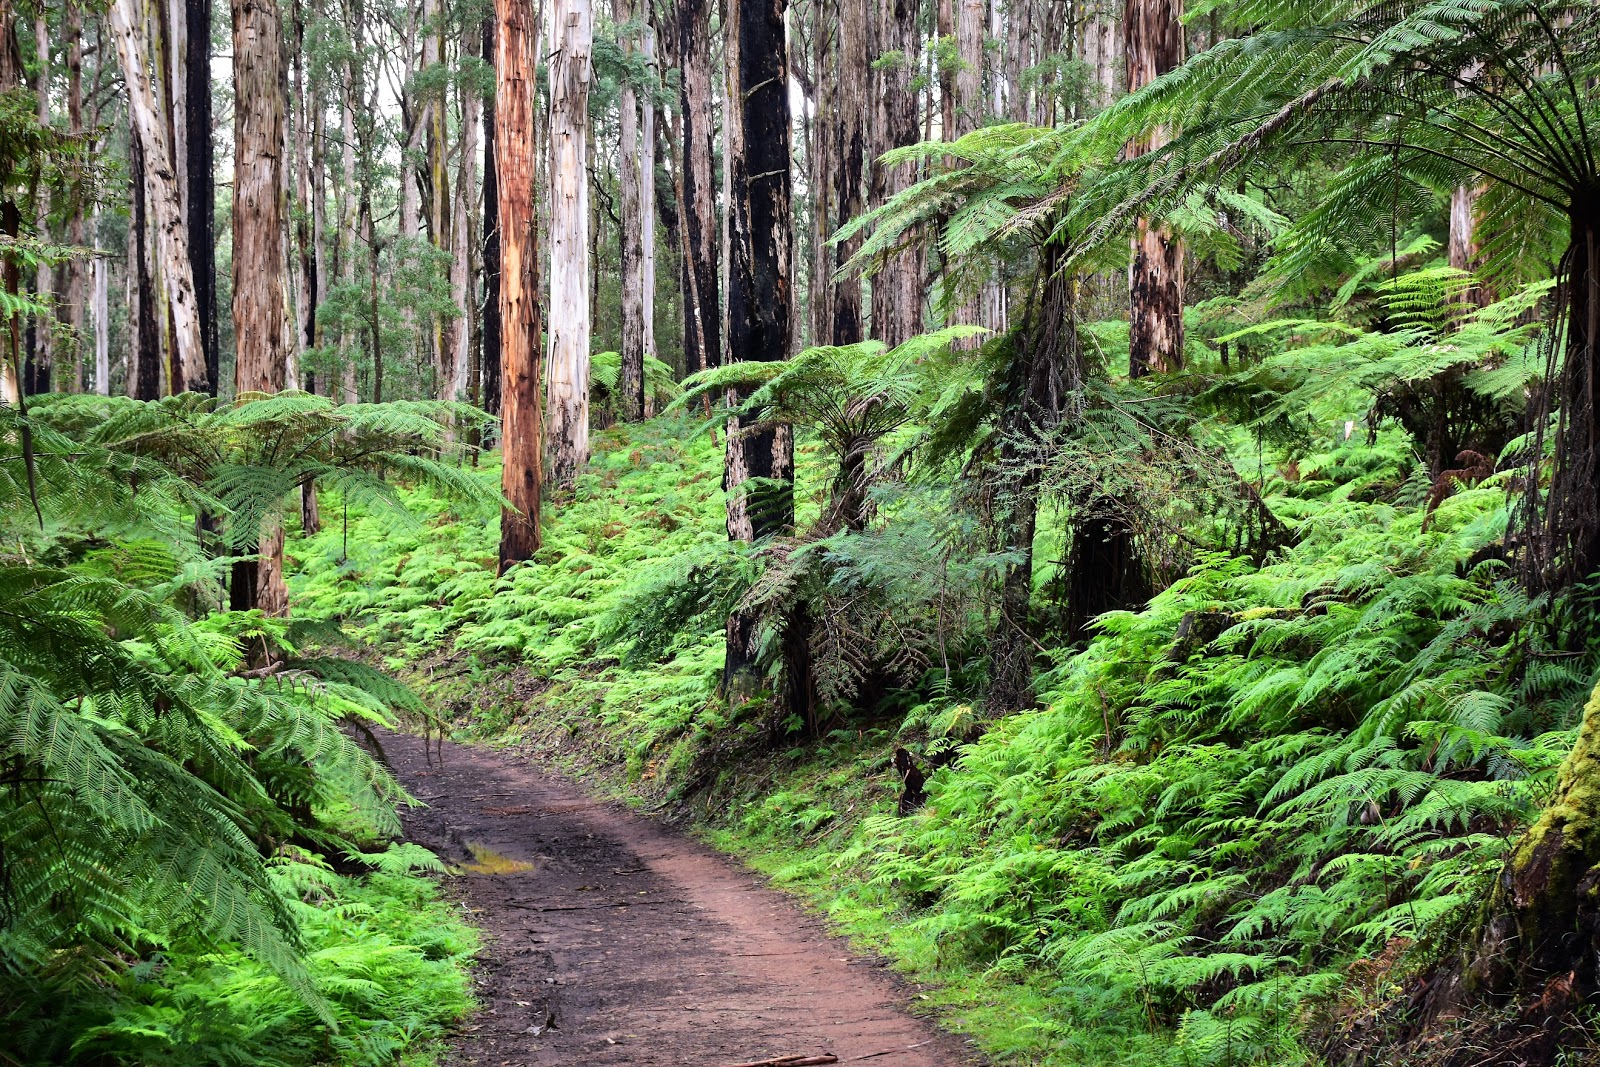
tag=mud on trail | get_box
[379,729,983,1067]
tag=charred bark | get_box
[722,0,795,694]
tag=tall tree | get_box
[637,23,656,410]
[108,0,210,394]
[1123,0,1183,376]
[828,0,867,344]
[672,0,717,374]
[183,0,213,394]
[26,5,50,395]
[230,0,290,614]
[545,0,593,485]
[496,0,543,566]
[615,0,645,420]
[480,7,502,416]
[722,0,794,686]
[60,0,87,392]
[870,0,924,348]
[0,0,21,405]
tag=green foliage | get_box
[0,394,476,1064]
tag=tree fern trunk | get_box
[1475,681,1600,993]
[987,241,1082,716]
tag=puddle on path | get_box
[459,841,535,875]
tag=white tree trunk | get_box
[107,0,208,393]
[639,24,657,416]
[446,54,478,404]
[545,0,593,484]
[93,209,109,395]
[615,0,643,420]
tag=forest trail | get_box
[380,729,982,1067]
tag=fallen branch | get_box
[847,1040,933,1060]
[722,1056,837,1067]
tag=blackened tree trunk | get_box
[1530,210,1600,593]
[187,0,217,392]
[496,0,543,567]
[129,131,163,402]
[722,0,795,691]
[986,239,1082,715]
[675,0,718,374]
[1124,0,1184,377]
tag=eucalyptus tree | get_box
[721,0,795,692]
[495,0,544,567]
[107,0,209,395]
[545,0,594,487]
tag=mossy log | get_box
[1475,682,1600,991]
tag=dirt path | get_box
[381,730,982,1067]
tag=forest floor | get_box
[378,728,984,1067]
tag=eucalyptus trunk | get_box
[722,0,795,693]
[495,0,544,567]
[1124,0,1184,376]
[108,0,210,393]
[231,0,290,616]
[26,8,50,395]
[674,0,718,373]
[544,0,593,486]
[481,9,502,416]
[829,0,866,345]
[638,25,657,412]
[870,0,924,348]
[615,0,645,421]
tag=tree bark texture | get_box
[128,131,163,401]
[108,0,210,394]
[828,0,867,345]
[231,0,289,398]
[638,25,657,413]
[496,0,544,567]
[545,0,593,487]
[615,0,645,421]
[870,0,924,348]
[674,0,718,373]
[481,10,502,416]
[26,7,50,395]
[722,0,795,542]
[1124,0,1184,377]
[230,0,290,616]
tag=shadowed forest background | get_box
[3,0,1600,1063]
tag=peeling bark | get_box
[496,0,544,566]
[1124,0,1184,377]
[108,0,210,394]
[230,0,290,616]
